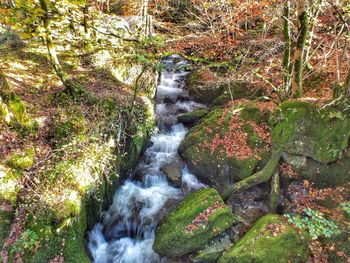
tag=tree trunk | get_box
[141,0,150,36]
[106,0,110,13]
[283,1,292,94]
[83,2,93,49]
[223,150,282,201]
[39,0,76,93]
[291,0,308,98]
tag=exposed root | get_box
[223,150,282,201]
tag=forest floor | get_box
[1,6,350,263]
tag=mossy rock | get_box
[0,167,21,204]
[153,188,236,257]
[186,68,261,106]
[177,108,209,125]
[179,106,271,194]
[0,91,37,132]
[286,156,350,188]
[211,81,263,107]
[219,214,309,263]
[25,206,90,263]
[272,101,350,164]
[186,68,223,104]
[6,148,35,170]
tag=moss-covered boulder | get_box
[153,188,236,257]
[282,154,350,188]
[219,214,309,263]
[272,101,350,164]
[186,67,261,106]
[179,104,272,193]
[177,108,209,125]
[0,166,21,204]
[211,81,263,107]
[6,148,35,170]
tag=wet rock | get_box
[161,156,184,187]
[190,234,232,262]
[219,214,309,263]
[177,108,209,126]
[153,188,236,257]
[164,97,176,104]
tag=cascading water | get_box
[88,55,206,263]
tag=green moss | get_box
[186,68,224,104]
[219,214,309,263]
[7,148,35,170]
[0,91,37,132]
[153,188,236,257]
[272,101,350,163]
[53,109,87,145]
[178,108,209,125]
[24,206,90,263]
[63,206,90,263]
[0,168,21,204]
[179,106,271,193]
[0,209,14,247]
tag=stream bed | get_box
[88,55,206,263]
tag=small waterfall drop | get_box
[88,55,205,263]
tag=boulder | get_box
[219,214,309,263]
[153,188,236,257]
[282,155,350,188]
[160,156,184,187]
[272,101,350,164]
[190,235,231,262]
[179,105,272,194]
[177,108,209,126]
[186,68,262,106]
[186,68,222,105]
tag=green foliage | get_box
[285,208,340,240]
[10,229,39,254]
[136,54,164,72]
[140,35,164,49]
[341,202,350,217]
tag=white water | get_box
[88,55,205,263]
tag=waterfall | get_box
[88,55,205,263]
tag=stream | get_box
[88,55,206,263]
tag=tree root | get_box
[223,150,282,201]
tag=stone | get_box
[177,108,209,126]
[179,106,271,194]
[219,214,309,263]
[272,101,350,164]
[153,188,236,257]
